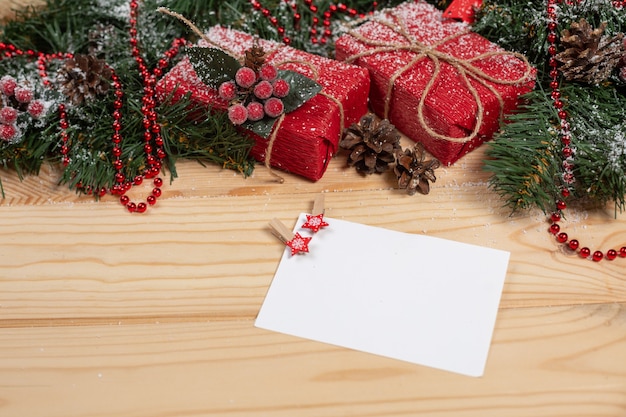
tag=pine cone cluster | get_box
[555,19,625,85]
[394,143,441,195]
[57,54,112,105]
[339,112,402,174]
[340,113,440,195]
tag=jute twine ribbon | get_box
[159,7,345,183]
[343,10,534,144]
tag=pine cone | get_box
[244,44,266,72]
[394,143,440,195]
[339,113,402,174]
[57,54,112,105]
[555,19,625,84]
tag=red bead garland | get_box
[249,0,377,46]
[1,1,188,214]
[35,51,74,166]
[109,0,186,213]
[546,0,626,261]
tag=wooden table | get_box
[1,142,625,416]
[1,2,625,416]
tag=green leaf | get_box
[279,69,322,113]
[187,47,241,89]
[242,116,278,139]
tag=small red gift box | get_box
[335,1,535,165]
[157,26,370,181]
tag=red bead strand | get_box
[546,0,625,261]
[3,1,187,213]
[247,0,378,46]
[117,0,186,213]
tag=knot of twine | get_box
[158,7,345,183]
[344,10,534,144]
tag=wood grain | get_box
[1,1,625,415]
[0,303,625,417]
[0,0,44,20]
[1,151,624,324]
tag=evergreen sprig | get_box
[475,0,626,213]
[485,84,626,214]
[483,88,561,214]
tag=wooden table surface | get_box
[1,143,625,417]
[1,2,626,416]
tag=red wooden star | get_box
[286,232,312,255]
[301,213,329,233]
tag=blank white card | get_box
[256,214,509,377]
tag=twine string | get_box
[344,10,534,144]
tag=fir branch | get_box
[478,0,626,214]
[158,94,255,177]
[473,0,551,67]
[484,88,561,213]
[486,83,626,214]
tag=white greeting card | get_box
[256,214,509,377]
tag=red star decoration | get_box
[301,213,329,233]
[286,232,312,255]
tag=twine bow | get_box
[344,10,534,144]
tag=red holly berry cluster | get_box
[218,63,290,126]
[0,75,46,143]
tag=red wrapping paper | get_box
[156,26,370,181]
[335,1,535,165]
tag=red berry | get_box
[27,100,45,118]
[272,78,290,98]
[259,63,278,81]
[218,81,237,101]
[14,87,33,103]
[264,97,284,118]
[0,75,17,96]
[227,103,248,125]
[253,80,273,100]
[235,67,256,88]
[0,123,18,142]
[0,106,18,124]
[246,101,265,121]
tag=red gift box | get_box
[335,1,535,165]
[156,26,370,181]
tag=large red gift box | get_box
[335,1,535,165]
[157,26,370,181]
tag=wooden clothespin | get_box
[312,193,325,216]
[269,218,312,255]
[302,194,329,233]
